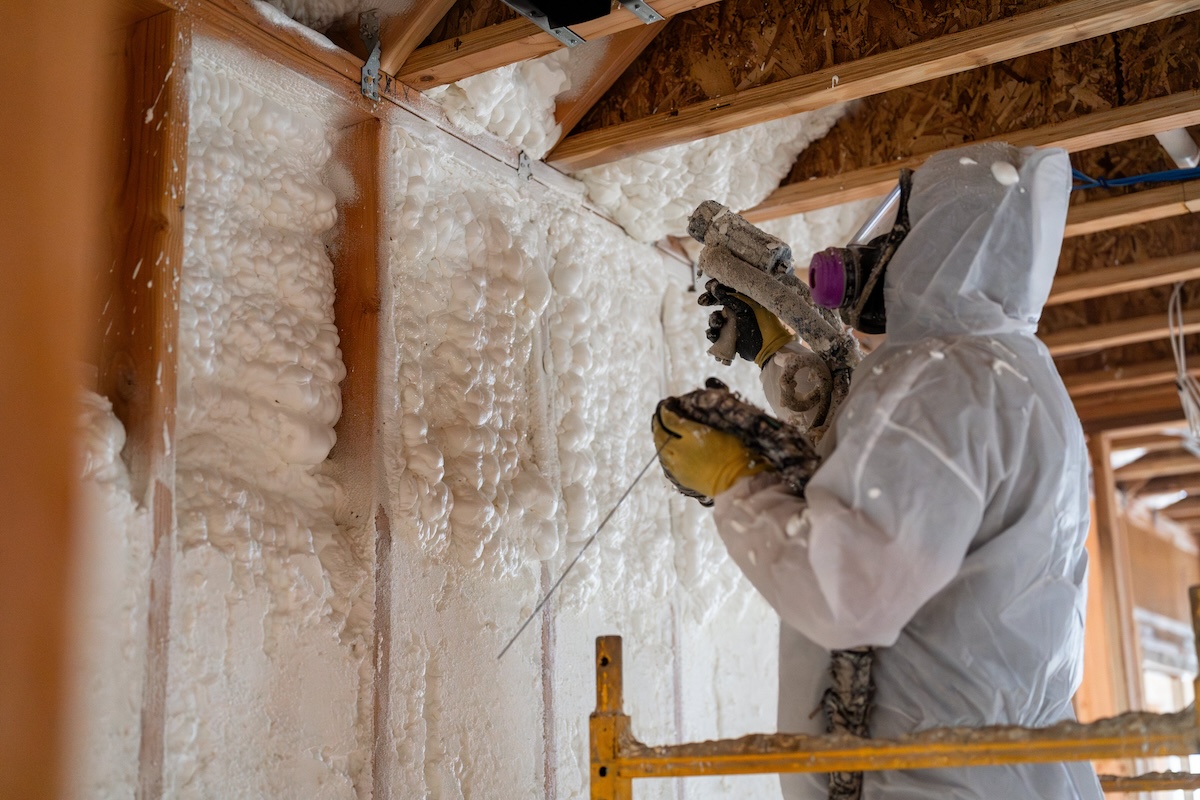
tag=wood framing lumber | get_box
[1064,180,1200,238]
[1062,358,1191,398]
[1085,438,1142,709]
[1109,433,1190,453]
[554,22,667,143]
[95,11,192,799]
[548,0,1200,171]
[1047,253,1200,306]
[0,0,109,796]
[1115,451,1200,482]
[1077,385,1185,435]
[746,90,1200,221]
[1131,470,1200,496]
[1043,308,1200,357]
[378,1,458,76]
[329,118,384,470]
[398,0,719,89]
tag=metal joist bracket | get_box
[619,0,664,24]
[359,11,381,100]
[500,1,584,47]
[517,151,533,182]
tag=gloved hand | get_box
[652,401,774,502]
[698,279,793,368]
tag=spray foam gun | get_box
[686,201,863,437]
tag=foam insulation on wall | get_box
[165,44,369,797]
[65,391,152,800]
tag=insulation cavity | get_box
[386,125,558,575]
[425,49,572,161]
[66,391,151,800]
[255,0,416,32]
[168,59,362,797]
[577,106,849,243]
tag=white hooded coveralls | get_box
[715,143,1103,799]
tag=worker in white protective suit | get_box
[653,142,1104,799]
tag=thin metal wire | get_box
[497,444,666,660]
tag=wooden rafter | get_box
[1131,471,1200,495]
[378,1,458,75]
[745,90,1200,222]
[397,0,719,89]
[1063,358,1196,398]
[1064,180,1200,238]
[1044,308,1200,357]
[553,22,667,144]
[1076,384,1185,435]
[547,0,1200,170]
[1047,252,1200,306]
[1109,433,1189,453]
[1162,497,1200,518]
[1115,451,1200,482]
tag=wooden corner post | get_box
[591,636,632,800]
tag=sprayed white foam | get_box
[425,48,573,160]
[64,391,152,800]
[165,53,364,797]
[256,0,416,32]
[578,106,849,242]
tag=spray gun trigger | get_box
[707,309,738,365]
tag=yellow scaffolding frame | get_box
[589,587,1200,799]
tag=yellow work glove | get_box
[698,279,793,368]
[652,403,774,501]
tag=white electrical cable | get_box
[1168,282,1200,441]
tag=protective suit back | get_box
[715,143,1103,799]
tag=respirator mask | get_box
[807,169,914,335]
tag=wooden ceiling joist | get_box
[1063,358,1195,398]
[1161,496,1200,518]
[1047,252,1200,307]
[1076,384,1185,435]
[547,0,1200,170]
[1063,180,1200,238]
[1109,433,1190,453]
[1045,308,1200,357]
[396,0,719,89]
[1115,451,1200,482]
[744,90,1200,222]
[553,22,667,145]
[378,1,458,75]
[1130,470,1200,495]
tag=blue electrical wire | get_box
[1072,165,1200,191]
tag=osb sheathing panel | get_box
[424,0,518,44]
[785,12,1200,184]
[576,0,1057,131]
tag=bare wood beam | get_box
[378,1,458,76]
[1063,358,1183,397]
[1109,433,1189,453]
[1077,385,1185,435]
[398,0,719,89]
[1048,252,1200,306]
[1088,435,1145,712]
[746,89,1200,222]
[94,11,192,798]
[1064,180,1200,238]
[1162,499,1200,519]
[553,22,667,144]
[1133,471,1200,495]
[1044,308,1200,357]
[548,0,1200,171]
[1115,451,1200,482]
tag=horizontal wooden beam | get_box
[1076,384,1186,436]
[398,0,719,89]
[1064,180,1200,238]
[1132,471,1200,495]
[1048,252,1200,306]
[1062,358,1190,398]
[1109,433,1189,453]
[548,0,1200,170]
[746,89,1200,221]
[1115,451,1200,482]
[1044,308,1200,357]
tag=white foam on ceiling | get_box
[255,0,415,32]
[425,48,574,161]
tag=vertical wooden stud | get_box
[97,9,191,800]
[591,636,632,800]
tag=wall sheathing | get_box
[71,30,869,800]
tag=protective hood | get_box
[883,143,1072,344]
